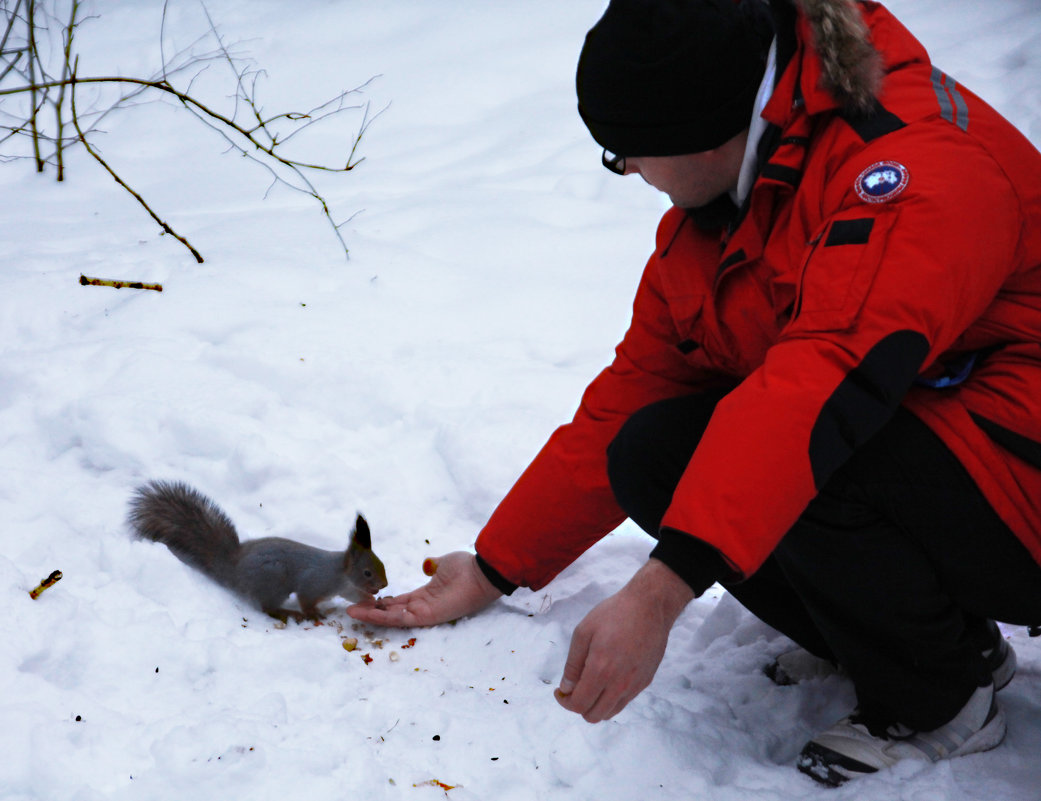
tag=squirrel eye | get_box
[364,570,372,578]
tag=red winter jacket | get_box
[475,3,1041,591]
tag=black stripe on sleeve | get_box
[808,331,930,490]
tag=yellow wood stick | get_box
[29,570,63,600]
[79,274,163,292]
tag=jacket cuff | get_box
[649,528,734,597]
[475,552,518,596]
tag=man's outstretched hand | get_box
[347,551,502,628]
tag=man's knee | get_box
[606,403,664,513]
[774,408,942,566]
[607,392,724,533]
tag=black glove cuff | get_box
[649,528,735,596]
[474,552,518,596]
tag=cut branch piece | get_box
[79,273,164,292]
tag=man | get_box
[350,0,1041,786]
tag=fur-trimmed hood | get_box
[787,0,884,112]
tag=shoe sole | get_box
[798,698,1007,787]
[798,743,877,787]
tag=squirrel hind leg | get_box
[295,596,324,620]
[263,607,303,625]
[262,605,322,625]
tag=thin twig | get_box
[70,60,204,262]
[0,115,33,146]
[0,1,27,85]
[1,1,24,52]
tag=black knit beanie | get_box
[577,0,774,157]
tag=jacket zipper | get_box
[791,226,828,322]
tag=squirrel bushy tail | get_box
[128,480,241,587]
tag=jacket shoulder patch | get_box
[855,161,910,204]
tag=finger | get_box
[363,582,436,614]
[584,690,614,724]
[346,599,420,627]
[559,647,632,722]
[602,664,651,721]
[557,682,613,724]
[561,682,612,723]
[558,676,602,719]
[346,597,398,618]
[559,621,592,696]
[558,627,608,718]
[347,594,396,611]
[603,691,635,722]
[345,604,391,624]
[570,658,618,722]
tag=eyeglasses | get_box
[601,149,626,175]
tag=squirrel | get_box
[128,480,388,620]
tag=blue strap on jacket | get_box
[915,351,979,389]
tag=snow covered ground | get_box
[2,1,1040,799]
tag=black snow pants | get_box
[605,391,1041,730]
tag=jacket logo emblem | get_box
[855,161,910,204]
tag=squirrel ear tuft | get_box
[351,513,372,550]
[793,0,883,113]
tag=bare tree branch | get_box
[0,2,28,86]
[0,0,377,260]
[53,0,74,180]
[25,0,43,170]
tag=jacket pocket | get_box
[790,208,900,333]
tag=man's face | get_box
[623,129,749,209]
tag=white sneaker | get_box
[797,683,1007,786]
